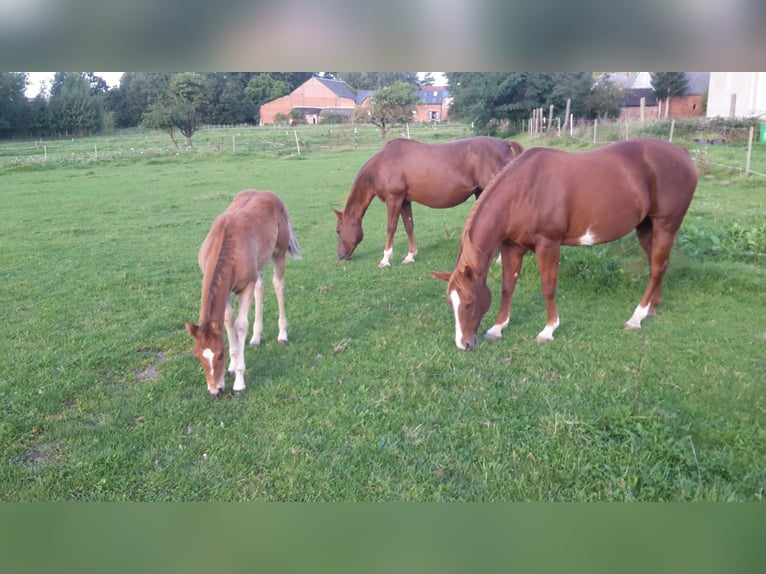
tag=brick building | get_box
[259,77,358,125]
[412,87,452,122]
[605,72,709,120]
[259,76,452,125]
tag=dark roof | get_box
[419,87,450,104]
[622,88,658,107]
[314,77,357,101]
[356,90,374,105]
[682,72,710,95]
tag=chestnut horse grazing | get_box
[335,136,524,268]
[433,138,698,350]
[186,190,301,395]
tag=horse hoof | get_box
[249,341,260,348]
[378,262,391,269]
[234,389,246,397]
[278,339,288,345]
[534,334,554,343]
[624,322,641,330]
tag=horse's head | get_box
[185,321,226,396]
[334,208,363,260]
[432,264,491,351]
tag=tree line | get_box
[0,72,686,142]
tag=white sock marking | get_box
[485,322,505,341]
[535,317,560,341]
[625,303,650,329]
[402,251,416,264]
[379,248,393,268]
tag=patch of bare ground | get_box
[24,440,63,466]
[136,352,167,382]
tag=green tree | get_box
[143,73,209,149]
[651,72,688,117]
[369,81,420,138]
[27,95,50,137]
[48,73,104,136]
[582,78,624,119]
[204,73,256,125]
[119,73,171,128]
[447,72,598,134]
[246,74,292,123]
[0,72,29,138]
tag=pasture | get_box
[0,123,764,501]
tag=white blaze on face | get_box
[578,228,597,246]
[202,348,215,377]
[449,289,466,350]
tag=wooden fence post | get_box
[548,105,554,133]
[746,126,754,175]
[593,119,598,145]
[669,119,675,143]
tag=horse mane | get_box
[456,200,485,278]
[200,223,235,326]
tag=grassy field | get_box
[0,123,764,501]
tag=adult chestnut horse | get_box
[186,190,301,395]
[433,138,698,350]
[335,136,524,268]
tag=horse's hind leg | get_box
[534,241,562,342]
[400,200,418,264]
[626,224,675,330]
[272,256,289,343]
[635,220,662,315]
[249,273,264,347]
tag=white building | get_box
[706,72,766,119]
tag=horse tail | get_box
[286,218,302,260]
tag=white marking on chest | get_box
[202,348,215,377]
[449,289,465,349]
[578,228,598,246]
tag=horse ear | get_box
[333,208,343,220]
[509,141,524,157]
[185,321,198,337]
[431,271,451,282]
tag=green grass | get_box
[0,125,764,500]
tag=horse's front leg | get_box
[379,197,403,268]
[249,273,264,347]
[485,244,526,341]
[533,241,561,342]
[232,285,254,394]
[223,297,236,389]
[400,200,418,264]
